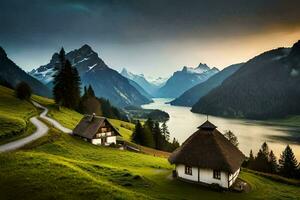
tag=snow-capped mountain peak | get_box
[29,44,107,84]
[182,63,214,74]
[29,45,152,107]
[145,76,168,87]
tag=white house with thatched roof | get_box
[168,120,245,188]
[73,114,121,146]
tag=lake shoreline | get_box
[142,98,300,160]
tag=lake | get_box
[142,98,300,160]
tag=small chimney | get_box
[89,113,96,122]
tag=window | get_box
[213,170,221,180]
[101,127,108,132]
[185,166,192,175]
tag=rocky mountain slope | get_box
[170,63,243,106]
[0,47,51,97]
[155,63,219,98]
[120,68,161,96]
[30,45,151,107]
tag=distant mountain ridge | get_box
[120,68,161,96]
[0,47,51,97]
[155,63,219,98]
[171,63,243,106]
[30,45,151,107]
[192,40,300,119]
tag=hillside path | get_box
[0,101,72,153]
[31,101,72,134]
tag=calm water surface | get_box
[142,98,300,160]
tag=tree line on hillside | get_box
[52,48,124,120]
[131,119,180,152]
[243,142,300,179]
[78,85,124,120]
[223,131,300,180]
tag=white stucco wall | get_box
[228,168,240,187]
[176,164,199,182]
[92,136,116,146]
[199,168,228,188]
[176,164,235,188]
[91,138,102,145]
[106,136,116,145]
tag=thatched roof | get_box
[168,120,245,173]
[73,115,121,139]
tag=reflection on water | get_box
[142,98,300,160]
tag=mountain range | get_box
[170,63,243,106]
[192,40,300,119]
[155,63,219,98]
[30,45,152,107]
[0,47,52,97]
[120,68,163,96]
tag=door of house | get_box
[102,137,107,145]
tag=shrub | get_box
[15,82,32,100]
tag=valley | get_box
[0,87,299,199]
[1,2,300,199]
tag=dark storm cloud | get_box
[1,0,300,72]
[1,0,300,44]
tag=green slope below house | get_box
[0,86,37,144]
[0,90,299,199]
[171,63,243,107]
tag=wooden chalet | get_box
[73,114,121,146]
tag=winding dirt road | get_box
[0,101,72,153]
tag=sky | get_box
[1,0,300,77]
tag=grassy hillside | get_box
[1,125,299,199]
[1,87,299,199]
[108,119,135,141]
[0,86,37,144]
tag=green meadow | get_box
[0,86,299,199]
[0,86,37,144]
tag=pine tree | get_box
[141,120,155,148]
[145,118,154,132]
[83,86,87,95]
[52,48,81,109]
[78,85,101,115]
[279,145,298,178]
[261,142,269,158]
[153,121,163,150]
[52,48,66,106]
[87,84,95,97]
[161,121,170,142]
[247,150,255,168]
[249,150,254,162]
[15,81,32,100]
[70,64,81,108]
[132,120,143,144]
[268,150,278,174]
[252,142,270,172]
